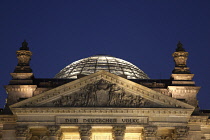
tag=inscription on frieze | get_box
[56,116,148,125]
[52,79,159,107]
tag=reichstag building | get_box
[0,41,210,140]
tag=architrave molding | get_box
[11,107,193,117]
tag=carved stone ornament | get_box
[47,125,60,136]
[78,125,92,137]
[142,126,157,138]
[172,42,191,74]
[112,125,126,138]
[26,132,32,140]
[173,52,188,67]
[172,126,189,139]
[53,79,156,107]
[157,136,172,140]
[16,126,29,137]
[17,50,32,66]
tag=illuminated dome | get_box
[55,55,149,79]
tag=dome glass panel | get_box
[55,55,149,79]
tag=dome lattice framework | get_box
[55,55,149,79]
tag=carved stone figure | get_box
[53,79,154,107]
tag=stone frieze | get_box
[52,79,161,108]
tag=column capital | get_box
[172,126,189,139]
[142,126,157,137]
[47,125,61,136]
[157,135,171,140]
[112,125,126,137]
[16,126,29,137]
[78,125,92,137]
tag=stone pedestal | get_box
[172,126,189,140]
[48,126,61,140]
[112,125,126,140]
[142,126,157,140]
[79,125,92,140]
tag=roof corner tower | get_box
[4,40,37,108]
[168,41,200,109]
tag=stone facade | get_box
[0,41,210,140]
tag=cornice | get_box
[168,86,201,91]
[171,74,194,80]
[189,116,209,125]
[11,107,194,117]
[4,85,37,92]
[0,115,16,123]
[10,73,34,80]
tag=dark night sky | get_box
[0,1,210,109]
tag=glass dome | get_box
[55,55,149,79]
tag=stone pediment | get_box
[44,79,163,108]
[10,71,194,109]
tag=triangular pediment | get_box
[10,71,194,109]
[41,79,164,108]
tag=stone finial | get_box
[172,42,191,74]
[14,40,33,73]
[20,40,29,50]
[172,126,189,139]
[176,41,185,52]
[16,50,32,66]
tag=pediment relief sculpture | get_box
[51,79,162,108]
